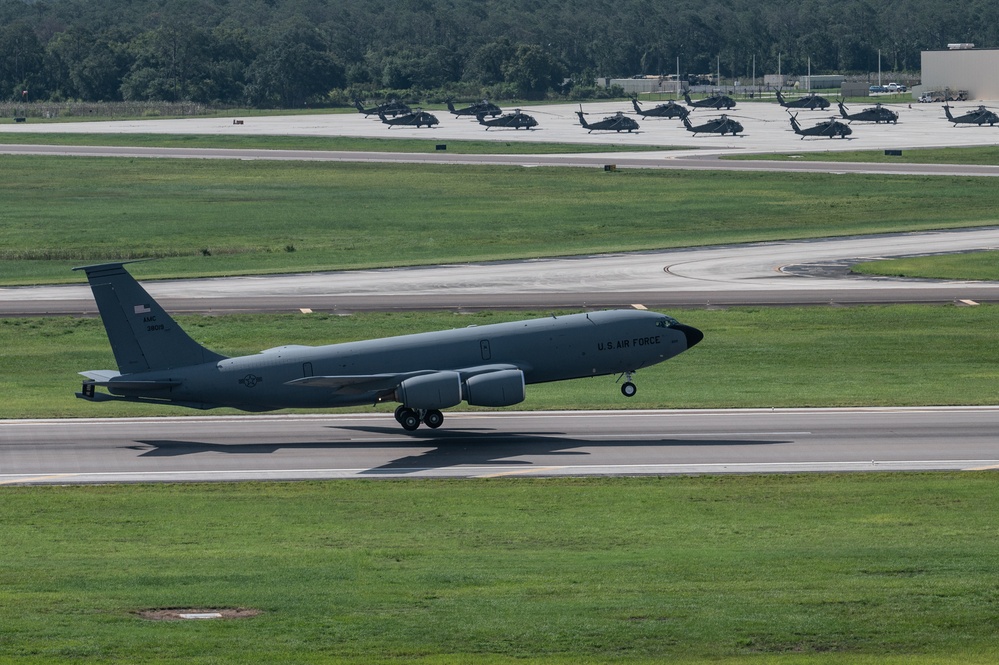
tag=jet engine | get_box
[396,372,462,409]
[464,369,525,407]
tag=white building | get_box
[919,46,999,100]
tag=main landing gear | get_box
[620,371,638,398]
[394,405,444,431]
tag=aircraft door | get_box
[302,362,313,377]
[480,340,491,361]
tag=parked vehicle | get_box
[869,85,886,93]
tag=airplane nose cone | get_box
[675,324,704,349]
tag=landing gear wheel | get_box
[423,409,444,429]
[621,382,637,398]
[394,405,408,423]
[399,409,421,431]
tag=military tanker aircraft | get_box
[681,114,744,136]
[447,99,502,118]
[576,110,640,133]
[378,109,439,128]
[630,98,689,119]
[477,109,538,130]
[683,91,736,110]
[943,104,999,126]
[789,113,852,139]
[74,263,703,432]
[355,99,411,117]
[837,101,899,124]
[776,89,831,111]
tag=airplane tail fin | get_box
[74,262,226,375]
[446,100,457,113]
[943,104,954,121]
[837,101,848,118]
[631,98,642,113]
[575,110,588,128]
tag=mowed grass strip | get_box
[4,304,998,419]
[854,251,999,281]
[1,475,998,663]
[3,156,999,284]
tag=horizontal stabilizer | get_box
[90,379,182,391]
[80,370,121,382]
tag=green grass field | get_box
[4,125,998,664]
[5,304,997,419]
[3,155,999,284]
[2,475,997,664]
[854,251,999,280]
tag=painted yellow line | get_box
[479,467,560,478]
[965,464,999,471]
[631,304,647,310]
[960,299,980,306]
[0,474,75,485]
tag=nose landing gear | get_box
[394,405,445,431]
[619,371,637,397]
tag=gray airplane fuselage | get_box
[117,310,695,410]
[77,263,702,430]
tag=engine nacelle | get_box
[396,372,462,409]
[464,369,525,407]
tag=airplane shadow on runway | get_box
[131,425,790,475]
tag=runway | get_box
[2,408,998,485]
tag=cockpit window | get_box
[656,316,680,328]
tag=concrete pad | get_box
[2,100,998,157]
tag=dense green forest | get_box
[1,0,995,106]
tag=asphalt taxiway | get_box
[3,227,999,315]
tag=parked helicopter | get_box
[776,89,831,110]
[943,104,999,126]
[788,113,852,139]
[576,110,639,133]
[837,101,899,124]
[447,99,502,118]
[477,109,538,130]
[378,109,439,128]
[630,97,689,119]
[681,114,744,136]
[355,99,411,117]
[683,91,736,110]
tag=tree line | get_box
[1,0,995,106]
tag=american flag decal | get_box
[134,304,151,314]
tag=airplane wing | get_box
[284,364,522,395]
[285,371,436,394]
